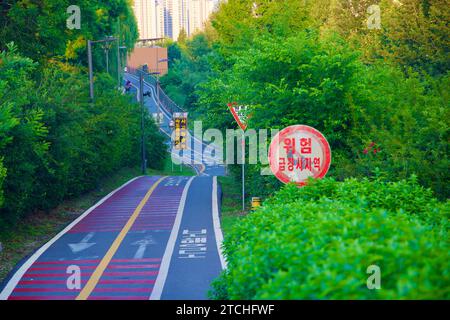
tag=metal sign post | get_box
[169,119,175,172]
[139,72,146,175]
[242,132,245,212]
[228,102,251,212]
[173,112,188,172]
[173,113,188,150]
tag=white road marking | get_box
[132,236,155,259]
[149,176,195,300]
[126,80,204,169]
[127,74,218,169]
[126,73,221,154]
[178,229,207,259]
[0,176,144,300]
[68,232,96,253]
[212,176,227,269]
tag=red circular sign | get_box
[268,125,331,186]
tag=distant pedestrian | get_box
[125,80,132,93]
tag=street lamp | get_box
[155,56,168,128]
[119,46,127,61]
[102,36,116,75]
[118,45,127,86]
[125,69,148,175]
[139,69,147,175]
[87,36,118,101]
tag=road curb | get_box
[212,176,227,270]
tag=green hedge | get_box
[211,177,449,299]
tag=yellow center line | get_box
[76,176,167,300]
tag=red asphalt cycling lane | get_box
[0,176,191,300]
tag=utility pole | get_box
[87,40,94,101]
[119,46,127,75]
[87,37,117,102]
[242,133,245,212]
[105,47,109,74]
[156,55,168,128]
[117,18,121,88]
[117,40,120,87]
[156,49,161,128]
[139,70,147,175]
[157,77,161,124]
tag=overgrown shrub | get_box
[211,177,449,299]
[0,45,166,230]
[163,1,449,200]
[0,161,6,207]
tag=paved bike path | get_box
[124,73,226,177]
[161,176,224,300]
[0,175,225,300]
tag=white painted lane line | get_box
[127,73,172,120]
[126,73,218,150]
[149,176,195,300]
[127,75,217,165]
[126,74,223,171]
[212,176,227,270]
[0,176,144,300]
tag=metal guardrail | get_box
[158,85,186,114]
[127,67,185,115]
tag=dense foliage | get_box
[160,34,222,119]
[159,0,449,300]
[0,44,166,230]
[211,177,450,299]
[162,0,449,199]
[0,0,138,70]
[0,1,166,231]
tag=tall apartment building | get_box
[188,0,215,35]
[132,0,164,39]
[132,0,217,41]
[163,0,181,40]
[178,0,190,36]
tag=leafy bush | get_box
[0,161,6,207]
[195,30,449,199]
[0,0,160,232]
[268,176,448,225]
[0,45,166,230]
[211,177,449,299]
[163,1,449,200]
[0,0,138,68]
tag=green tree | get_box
[177,28,188,45]
[0,45,166,230]
[0,0,138,71]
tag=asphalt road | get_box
[124,73,226,177]
[0,176,225,300]
[0,75,227,300]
